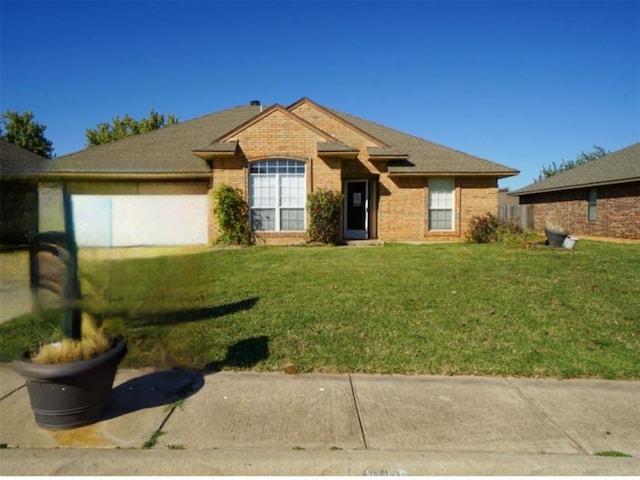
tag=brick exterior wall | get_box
[208,102,503,245]
[458,177,499,239]
[521,182,640,239]
[377,176,426,240]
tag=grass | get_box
[142,429,165,449]
[595,451,632,458]
[1,241,639,379]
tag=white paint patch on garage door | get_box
[111,196,208,246]
[72,195,112,247]
[72,195,208,247]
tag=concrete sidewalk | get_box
[1,366,639,475]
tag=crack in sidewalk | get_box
[0,384,25,402]
[349,374,368,450]
[505,378,589,455]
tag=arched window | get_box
[249,160,306,231]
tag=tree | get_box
[534,145,610,182]
[0,110,54,158]
[85,108,178,146]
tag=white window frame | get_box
[249,159,306,232]
[428,177,455,231]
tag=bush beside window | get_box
[307,189,343,244]
[213,185,251,245]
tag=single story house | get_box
[0,140,49,245]
[41,97,519,247]
[511,142,640,239]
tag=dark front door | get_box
[345,180,368,239]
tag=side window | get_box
[587,188,597,222]
[428,177,454,231]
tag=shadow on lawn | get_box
[125,297,260,327]
[104,335,269,421]
[202,335,269,374]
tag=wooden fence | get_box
[498,204,535,231]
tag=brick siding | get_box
[521,182,640,239]
[458,177,499,239]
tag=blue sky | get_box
[1,0,638,190]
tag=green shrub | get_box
[496,222,527,243]
[213,185,251,245]
[307,189,343,244]
[467,213,528,244]
[467,213,500,243]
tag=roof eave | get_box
[512,176,640,196]
[35,172,212,182]
[192,151,237,161]
[318,151,360,159]
[388,170,519,178]
[369,155,409,161]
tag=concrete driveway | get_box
[0,250,32,323]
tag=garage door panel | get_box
[71,195,208,247]
[112,196,208,246]
[71,195,112,247]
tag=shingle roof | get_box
[329,108,519,177]
[512,142,640,196]
[367,146,408,159]
[41,99,519,179]
[45,105,261,177]
[0,140,50,178]
[317,141,359,153]
[192,141,238,154]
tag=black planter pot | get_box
[12,339,127,429]
[544,228,568,248]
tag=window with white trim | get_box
[249,160,306,231]
[428,177,454,231]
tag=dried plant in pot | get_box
[544,221,569,247]
[12,192,126,430]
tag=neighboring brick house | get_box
[41,98,518,247]
[511,142,640,239]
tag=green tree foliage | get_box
[85,109,178,146]
[213,185,251,245]
[307,189,344,244]
[0,110,54,158]
[534,145,610,182]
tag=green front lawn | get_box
[1,241,639,379]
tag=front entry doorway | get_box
[344,180,369,239]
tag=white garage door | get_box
[72,195,209,247]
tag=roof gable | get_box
[288,97,388,149]
[209,104,353,160]
[513,142,640,195]
[214,104,335,144]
